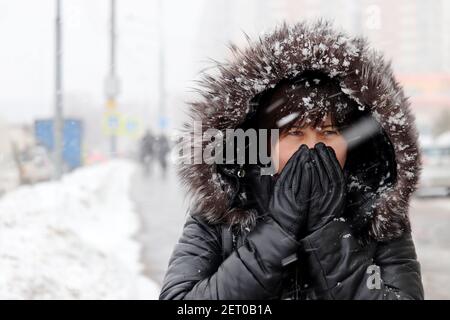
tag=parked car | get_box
[18,145,55,184]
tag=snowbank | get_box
[0,159,160,299]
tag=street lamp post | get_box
[54,0,64,179]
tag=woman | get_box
[159,20,424,300]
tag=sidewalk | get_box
[0,159,159,299]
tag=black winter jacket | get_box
[159,20,424,300]
[159,168,423,300]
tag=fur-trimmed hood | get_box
[178,20,422,241]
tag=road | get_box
[130,161,450,299]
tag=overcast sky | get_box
[0,0,206,124]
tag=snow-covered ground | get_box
[0,159,160,299]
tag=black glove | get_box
[305,142,346,235]
[267,144,312,239]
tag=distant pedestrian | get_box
[155,134,170,178]
[139,130,155,175]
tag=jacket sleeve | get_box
[159,214,300,300]
[299,219,424,300]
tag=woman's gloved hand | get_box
[305,142,347,235]
[267,144,313,239]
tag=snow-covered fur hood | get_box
[178,20,421,241]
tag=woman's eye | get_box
[322,130,338,136]
[288,130,303,136]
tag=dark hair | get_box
[248,71,364,136]
[240,70,369,164]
